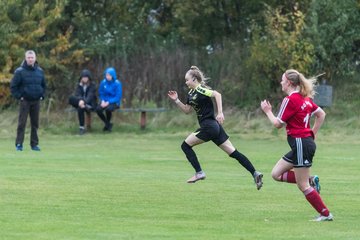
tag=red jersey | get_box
[277,91,320,138]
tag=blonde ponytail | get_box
[188,66,211,89]
[285,69,316,98]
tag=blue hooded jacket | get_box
[98,67,122,105]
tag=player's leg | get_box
[218,139,263,190]
[271,159,295,182]
[182,133,205,183]
[294,167,332,221]
[273,159,320,189]
[273,136,301,183]
[219,139,256,174]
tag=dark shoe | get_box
[103,123,113,132]
[79,128,85,135]
[107,123,113,132]
[16,144,23,151]
[31,145,41,151]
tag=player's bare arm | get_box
[312,108,326,136]
[211,90,224,124]
[168,90,192,114]
[261,100,283,128]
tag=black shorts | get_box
[194,119,229,146]
[283,136,316,168]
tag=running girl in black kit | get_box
[168,66,263,190]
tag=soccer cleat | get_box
[31,145,41,151]
[187,171,206,183]
[16,144,23,151]
[253,171,263,190]
[310,175,321,194]
[311,213,333,222]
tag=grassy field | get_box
[0,123,359,240]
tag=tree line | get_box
[0,0,359,109]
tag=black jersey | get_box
[186,85,215,123]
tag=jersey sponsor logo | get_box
[301,100,313,110]
[196,85,213,97]
[197,87,206,94]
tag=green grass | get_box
[0,128,359,240]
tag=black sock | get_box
[181,141,202,172]
[229,150,256,175]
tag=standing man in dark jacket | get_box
[68,69,97,135]
[10,50,46,151]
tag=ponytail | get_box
[299,74,316,98]
[285,69,316,98]
[188,66,211,89]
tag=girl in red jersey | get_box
[168,66,263,190]
[261,69,333,221]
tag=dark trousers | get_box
[16,99,40,147]
[68,96,91,127]
[96,103,119,125]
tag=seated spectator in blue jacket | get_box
[96,67,122,132]
[68,69,97,135]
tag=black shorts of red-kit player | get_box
[181,141,202,173]
[283,136,316,168]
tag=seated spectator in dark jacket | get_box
[68,69,97,135]
[96,67,122,132]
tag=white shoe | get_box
[311,213,333,222]
[187,171,206,183]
